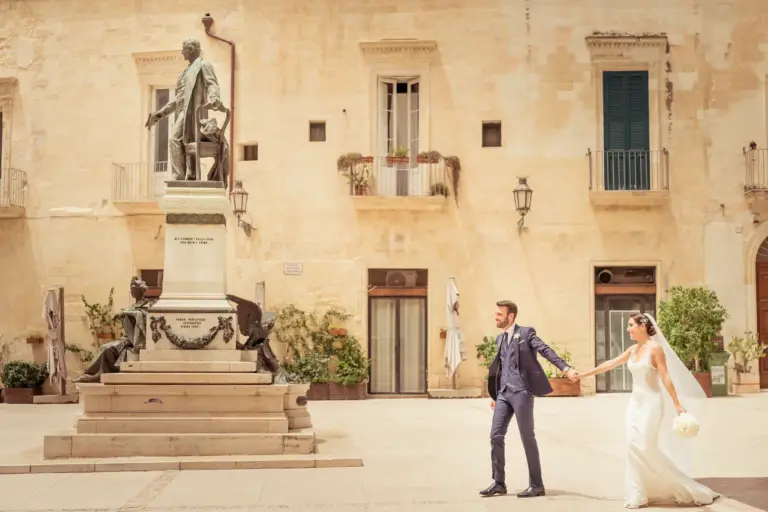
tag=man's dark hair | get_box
[496,300,518,317]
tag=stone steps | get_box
[121,361,257,373]
[101,372,272,385]
[77,414,290,434]
[44,431,316,458]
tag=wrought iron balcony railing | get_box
[111,162,169,202]
[0,168,27,208]
[341,156,449,197]
[744,147,768,193]
[587,149,670,192]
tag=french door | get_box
[594,294,656,392]
[368,297,427,394]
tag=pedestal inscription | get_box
[149,314,234,350]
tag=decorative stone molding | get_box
[166,213,227,225]
[359,39,438,54]
[0,77,17,99]
[132,50,187,75]
[585,34,668,61]
[149,315,235,349]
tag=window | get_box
[602,71,650,190]
[309,121,326,142]
[243,144,258,161]
[151,88,172,174]
[378,78,419,159]
[482,122,501,147]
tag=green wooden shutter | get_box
[602,71,650,190]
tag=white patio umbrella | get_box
[444,277,466,383]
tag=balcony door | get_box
[150,87,174,196]
[377,78,423,196]
[603,71,650,191]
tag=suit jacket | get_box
[487,325,569,400]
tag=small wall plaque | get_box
[283,262,303,276]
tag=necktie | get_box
[501,332,508,346]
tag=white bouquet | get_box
[672,412,700,439]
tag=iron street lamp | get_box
[513,176,533,234]
[230,180,253,236]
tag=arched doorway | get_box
[755,239,768,388]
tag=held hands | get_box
[564,368,580,383]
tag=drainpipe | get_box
[202,13,236,192]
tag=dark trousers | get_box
[490,388,543,488]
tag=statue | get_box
[226,294,285,381]
[74,277,154,383]
[145,38,229,185]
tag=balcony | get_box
[0,168,27,218]
[744,147,768,210]
[587,149,670,207]
[341,156,450,212]
[111,162,169,214]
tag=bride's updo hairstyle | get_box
[630,313,657,336]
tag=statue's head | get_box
[130,276,148,301]
[181,39,201,61]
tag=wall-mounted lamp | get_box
[230,180,253,236]
[513,176,533,234]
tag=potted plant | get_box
[726,331,767,394]
[476,335,498,398]
[430,182,449,197]
[0,340,11,403]
[329,335,369,400]
[1,361,49,404]
[81,288,122,344]
[439,328,447,339]
[417,150,442,164]
[539,343,580,397]
[386,146,409,165]
[284,352,331,400]
[444,155,461,205]
[658,286,729,398]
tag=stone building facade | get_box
[1,0,767,395]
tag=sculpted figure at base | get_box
[74,277,154,383]
[226,294,286,382]
[145,38,229,185]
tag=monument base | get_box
[45,358,315,460]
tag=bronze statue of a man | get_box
[74,277,154,383]
[145,39,224,181]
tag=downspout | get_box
[202,13,235,192]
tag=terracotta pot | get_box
[329,382,367,400]
[306,382,329,400]
[439,329,447,339]
[97,333,114,343]
[547,378,581,397]
[693,372,713,397]
[3,387,35,404]
[386,156,409,166]
[353,185,368,196]
[329,328,347,336]
[360,156,374,163]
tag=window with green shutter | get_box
[602,71,650,191]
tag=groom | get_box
[481,300,579,498]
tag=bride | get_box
[578,313,720,509]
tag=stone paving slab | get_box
[0,393,766,511]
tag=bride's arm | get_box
[651,345,686,414]
[578,347,633,378]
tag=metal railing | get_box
[111,161,169,202]
[342,156,449,197]
[0,168,27,208]
[744,147,768,192]
[587,149,669,192]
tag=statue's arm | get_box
[156,96,179,118]
[200,62,222,106]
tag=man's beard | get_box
[496,319,508,329]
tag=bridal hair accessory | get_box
[672,412,700,439]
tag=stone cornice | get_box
[359,39,438,54]
[586,34,668,51]
[132,50,188,74]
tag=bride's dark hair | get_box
[630,313,657,336]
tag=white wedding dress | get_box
[624,346,720,508]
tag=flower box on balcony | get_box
[386,156,409,166]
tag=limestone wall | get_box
[0,0,766,392]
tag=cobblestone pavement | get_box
[0,393,765,512]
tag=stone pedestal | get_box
[43,182,320,465]
[145,182,237,353]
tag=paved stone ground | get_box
[0,393,766,512]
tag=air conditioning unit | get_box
[596,267,655,285]
[385,270,417,287]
